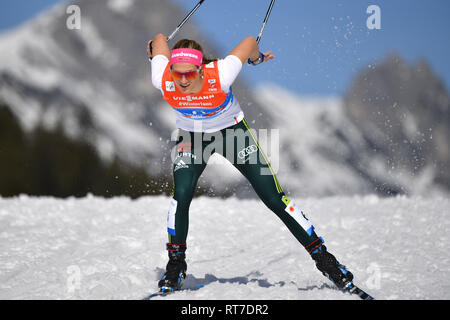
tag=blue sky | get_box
[1,0,449,96]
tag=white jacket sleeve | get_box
[217,55,243,93]
[151,55,169,93]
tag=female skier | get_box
[148,33,354,293]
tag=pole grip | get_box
[148,0,206,61]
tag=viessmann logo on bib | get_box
[173,95,215,102]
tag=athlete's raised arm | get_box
[229,36,275,65]
[147,33,171,60]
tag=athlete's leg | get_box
[167,130,209,244]
[158,130,211,290]
[222,119,321,250]
[215,119,355,289]
[221,119,354,289]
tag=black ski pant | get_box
[166,118,322,253]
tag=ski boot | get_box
[308,239,353,289]
[158,243,187,292]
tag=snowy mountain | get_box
[344,54,450,195]
[0,0,265,167]
[254,77,449,197]
[0,0,449,198]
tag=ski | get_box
[143,284,204,300]
[344,282,375,300]
[142,282,373,300]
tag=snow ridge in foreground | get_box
[0,195,448,300]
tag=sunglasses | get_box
[170,66,201,81]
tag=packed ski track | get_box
[0,194,448,300]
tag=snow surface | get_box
[0,194,449,300]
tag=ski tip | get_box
[345,282,375,300]
[143,284,205,300]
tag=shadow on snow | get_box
[155,268,335,292]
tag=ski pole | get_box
[248,0,276,65]
[167,0,205,42]
[256,0,275,44]
[149,0,206,60]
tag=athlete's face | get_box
[170,63,203,94]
